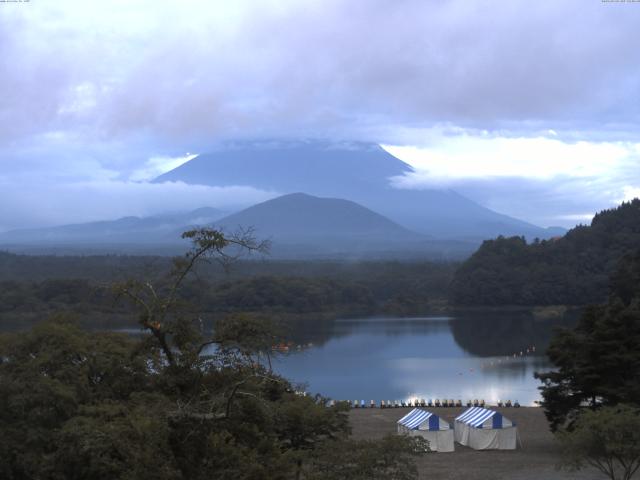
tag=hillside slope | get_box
[450,199,640,305]
[216,192,420,241]
[214,193,441,257]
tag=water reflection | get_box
[0,309,578,406]
[450,308,580,357]
[274,311,579,406]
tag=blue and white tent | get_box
[454,407,518,450]
[397,408,454,452]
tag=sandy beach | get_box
[349,407,605,480]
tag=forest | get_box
[450,199,640,306]
[0,252,456,332]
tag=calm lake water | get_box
[271,311,577,406]
[1,308,576,406]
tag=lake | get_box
[270,311,578,406]
[1,308,576,406]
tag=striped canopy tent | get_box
[454,407,518,450]
[397,409,454,452]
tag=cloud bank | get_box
[2,0,640,145]
[385,135,640,227]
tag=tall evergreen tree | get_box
[536,249,640,430]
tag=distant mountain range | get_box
[0,207,224,247]
[0,139,567,258]
[155,139,565,240]
[0,194,478,259]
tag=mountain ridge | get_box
[215,192,422,241]
[212,192,476,259]
[154,139,564,240]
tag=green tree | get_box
[212,313,281,370]
[306,435,427,480]
[0,229,426,479]
[557,405,640,480]
[0,317,162,480]
[536,251,640,430]
[113,227,269,369]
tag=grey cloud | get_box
[2,0,640,147]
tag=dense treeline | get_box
[0,279,113,312]
[0,251,455,284]
[0,277,374,317]
[0,256,456,330]
[450,199,640,306]
[0,251,167,282]
[198,276,374,314]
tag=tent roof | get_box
[455,407,507,428]
[397,408,436,430]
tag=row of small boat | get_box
[272,342,314,352]
[330,399,521,408]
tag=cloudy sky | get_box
[1,0,640,231]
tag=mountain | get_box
[450,199,640,306]
[215,192,420,243]
[0,207,224,247]
[155,139,563,240]
[214,193,476,258]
